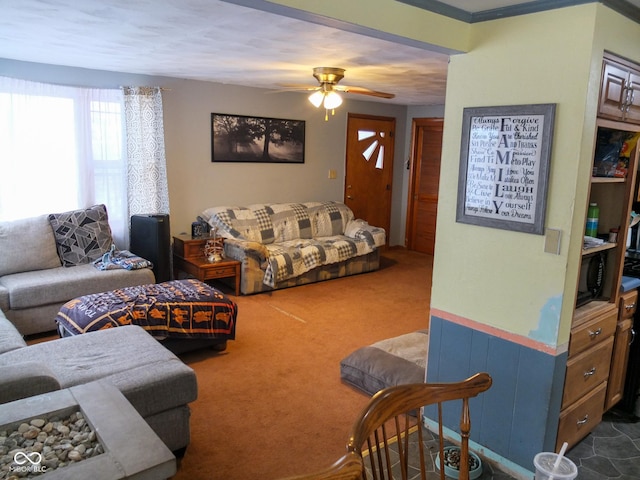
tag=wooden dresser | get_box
[557,301,617,450]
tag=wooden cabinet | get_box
[567,304,617,356]
[173,234,208,259]
[562,119,639,448]
[556,301,618,451]
[563,336,614,407]
[560,52,640,450]
[557,381,608,451]
[599,53,640,125]
[605,289,637,410]
[558,302,617,451]
[172,235,241,296]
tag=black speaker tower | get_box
[130,214,171,283]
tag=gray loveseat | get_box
[0,308,197,453]
[0,206,155,336]
[200,201,385,294]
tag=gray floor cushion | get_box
[340,330,428,396]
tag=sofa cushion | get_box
[345,219,386,248]
[203,205,275,244]
[0,285,9,312]
[202,202,353,244]
[0,325,197,417]
[340,330,428,396]
[0,263,155,310]
[0,361,61,404]
[48,204,114,266]
[269,203,312,243]
[262,235,377,286]
[0,214,62,276]
[307,202,354,237]
[0,310,27,354]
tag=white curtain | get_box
[122,86,170,218]
[0,79,170,250]
[0,76,129,246]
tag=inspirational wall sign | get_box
[456,103,556,235]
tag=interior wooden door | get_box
[344,114,395,241]
[406,118,443,255]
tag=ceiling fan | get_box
[280,67,395,120]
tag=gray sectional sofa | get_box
[0,206,155,335]
[0,308,197,453]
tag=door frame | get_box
[344,113,395,244]
[405,117,443,250]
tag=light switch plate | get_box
[544,228,562,255]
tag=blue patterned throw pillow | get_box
[48,204,114,267]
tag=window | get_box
[0,77,128,246]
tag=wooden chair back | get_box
[347,372,492,480]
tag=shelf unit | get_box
[559,52,640,451]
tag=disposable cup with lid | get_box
[533,452,577,480]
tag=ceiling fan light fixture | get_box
[287,67,394,119]
[308,90,324,108]
[323,91,342,109]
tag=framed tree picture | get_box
[211,113,305,163]
[456,103,556,235]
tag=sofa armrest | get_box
[0,283,9,312]
[0,310,27,354]
[223,238,269,265]
[344,219,386,248]
[0,362,61,404]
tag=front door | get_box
[344,114,395,242]
[406,118,443,255]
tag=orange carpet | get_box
[171,248,432,479]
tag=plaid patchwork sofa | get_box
[200,202,385,294]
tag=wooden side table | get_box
[173,234,241,295]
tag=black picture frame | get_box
[211,113,305,163]
[456,103,556,235]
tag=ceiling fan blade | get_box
[334,85,395,99]
[276,83,321,91]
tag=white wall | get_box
[0,59,439,246]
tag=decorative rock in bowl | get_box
[435,446,483,480]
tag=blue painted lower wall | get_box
[426,315,567,472]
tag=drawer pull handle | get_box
[583,367,596,378]
[588,328,602,338]
[626,302,636,311]
[576,414,589,426]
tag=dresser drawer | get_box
[569,308,617,357]
[173,236,206,259]
[619,289,638,320]
[202,264,237,279]
[562,336,614,408]
[557,381,607,451]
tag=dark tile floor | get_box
[366,424,518,480]
[566,410,640,480]
[375,409,640,479]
